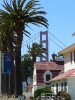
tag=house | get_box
[50,43,75,100]
[27,60,64,96]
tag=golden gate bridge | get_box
[21,31,66,61]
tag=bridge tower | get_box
[40,31,48,62]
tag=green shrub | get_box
[56,91,71,100]
[34,87,53,98]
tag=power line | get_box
[48,37,63,49]
[22,32,40,44]
[49,31,67,47]
[22,35,40,47]
[22,31,66,50]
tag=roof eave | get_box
[58,43,75,55]
[50,78,67,82]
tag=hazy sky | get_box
[0,0,75,60]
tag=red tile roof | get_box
[34,62,64,70]
[50,68,75,81]
[27,82,49,89]
[37,83,47,86]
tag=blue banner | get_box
[4,53,12,74]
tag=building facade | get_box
[50,43,75,100]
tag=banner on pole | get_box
[1,53,12,74]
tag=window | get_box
[52,85,54,92]
[56,83,58,93]
[70,52,72,63]
[64,82,67,92]
[46,74,50,81]
[61,83,63,91]
[52,84,54,87]
[74,51,75,63]
[44,70,52,83]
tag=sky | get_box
[0,0,75,60]
[40,0,75,46]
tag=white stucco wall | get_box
[68,78,75,100]
[64,51,75,72]
[51,81,57,94]
[32,64,37,96]
[51,78,75,100]
[32,86,37,96]
[33,65,37,85]
[51,79,67,94]
[37,85,47,90]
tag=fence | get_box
[41,93,55,100]
[41,93,65,100]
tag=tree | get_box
[27,42,47,63]
[0,33,8,94]
[21,54,33,86]
[0,0,48,95]
[0,30,16,94]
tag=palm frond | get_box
[0,0,49,52]
[23,29,31,35]
[29,10,46,16]
[19,0,26,10]
[17,0,21,7]
[12,0,18,13]
[25,24,34,31]
[2,0,13,13]
[24,0,40,13]
[23,33,30,38]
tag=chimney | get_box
[52,53,57,62]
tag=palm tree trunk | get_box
[5,75,6,94]
[14,21,24,96]
[33,56,36,64]
[6,74,9,93]
[7,33,14,94]
[14,67,17,95]
[1,74,5,94]
[1,45,7,94]
[15,46,22,96]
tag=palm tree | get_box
[0,33,8,94]
[0,0,48,95]
[0,31,15,94]
[21,54,33,86]
[27,42,48,63]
